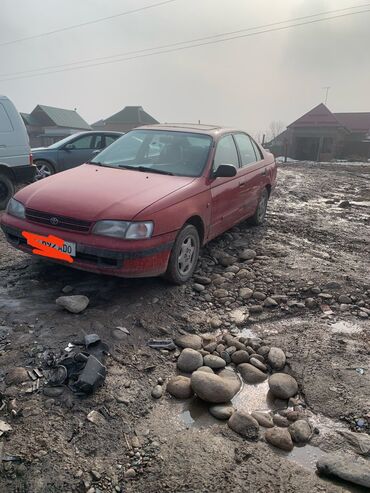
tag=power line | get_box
[1,8,369,82]
[2,3,369,79]
[0,0,180,48]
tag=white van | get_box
[0,95,35,209]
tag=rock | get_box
[253,291,266,301]
[193,283,205,292]
[268,373,298,399]
[249,305,263,314]
[191,370,239,403]
[177,348,203,372]
[151,385,163,399]
[87,410,106,426]
[316,453,370,488]
[218,254,236,267]
[272,415,290,427]
[257,345,270,357]
[203,342,217,353]
[167,376,193,399]
[263,297,278,307]
[216,343,226,354]
[231,350,250,364]
[238,363,267,384]
[193,275,211,285]
[43,386,64,397]
[0,420,12,436]
[210,317,222,328]
[338,200,351,208]
[175,334,202,350]
[5,367,28,385]
[249,357,267,372]
[197,366,214,374]
[267,347,286,370]
[239,288,253,299]
[224,335,245,350]
[218,369,241,395]
[56,295,89,314]
[239,249,257,261]
[289,420,311,443]
[124,468,137,479]
[225,345,237,355]
[228,308,249,325]
[338,294,351,304]
[214,289,229,298]
[228,411,259,439]
[61,285,74,294]
[271,295,288,303]
[251,411,274,428]
[203,354,226,369]
[265,427,294,451]
[209,403,235,420]
[221,351,231,364]
[338,430,370,456]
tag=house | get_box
[268,104,370,161]
[21,105,91,147]
[91,106,159,133]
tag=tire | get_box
[34,160,55,180]
[0,172,15,210]
[165,224,200,284]
[249,187,269,226]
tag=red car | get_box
[1,124,276,284]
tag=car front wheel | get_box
[34,160,55,180]
[0,173,15,210]
[165,224,200,284]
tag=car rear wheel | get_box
[34,160,55,180]
[0,173,15,210]
[249,187,269,226]
[165,224,200,284]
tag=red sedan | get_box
[1,124,277,283]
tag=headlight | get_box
[6,198,25,219]
[92,220,153,239]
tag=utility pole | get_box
[323,86,330,105]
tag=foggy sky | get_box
[0,0,369,138]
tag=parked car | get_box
[0,95,35,209]
[32,131,123,179]
[1,124,277,283]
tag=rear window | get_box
[0,103,14,132]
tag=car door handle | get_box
[239,181,246,187]
[261,168,267,176]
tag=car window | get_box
[234,133,257,167]
[70,135,94,149]
[0,103,14,132]
[251,139,264,160]
[93,134,105,150]
[105,135,120,147]
[213,135,239,171]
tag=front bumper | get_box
[0,215,175,278]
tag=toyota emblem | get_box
[50,217,59,226]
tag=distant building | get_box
[21,105,91,147]
[267,104,370,161]
[92,106,159,133]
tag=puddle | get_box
[274,443,326,469]
[330,321,363,334]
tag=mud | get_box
[0,161,369,492]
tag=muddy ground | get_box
[0,161,369,493]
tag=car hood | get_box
[15,164,196,221]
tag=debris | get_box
[55,295,90,314]
[87,410,106,426]
[320,304,334,316]
[116,326,130,335]
[356,368,365,375]
[147,339,176,351]
[0,420,12,436]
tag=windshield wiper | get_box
[118,164,173,175]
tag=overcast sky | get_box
[0,0,369,137]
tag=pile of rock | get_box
[164,331,313,452]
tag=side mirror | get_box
[92,149,100,155]
[213,164,237,178]
[63,144,75,151]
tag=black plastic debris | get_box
[147,339,176,351]
[44,334,108,396]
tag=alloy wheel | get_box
[177,235,196,276]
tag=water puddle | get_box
[330,321,363,334]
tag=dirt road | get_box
[0,162,369,492]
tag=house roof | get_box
[29,105,91,130]
[288,103,343,128]
[333,112,370,133]
[104,106,158,125]
[20,112,39,126]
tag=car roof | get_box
[135,123,243,137]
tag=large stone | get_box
[238,363,267,384]
[251,411,274,428]
[265,427,294,451]
[289,420,311,443]
[174,334,202,350]
[224,335,245,350]
[209,404,234,420]
[338,430,370,456]
[273,415,290,427]
[177,348,203,373]
[231,350,250,365]
[203,354,226,369]
[239,288,253,299]
[191,369,239,403]
[56,295,89,314]
[228,411,259,439]
[268,373,298,399]
[217,369,242,396]
[316,453,370,488]
[5,367,28,385]
[197,366,214,374]
[267,347,286,370]
[167,376,193,399]
[249,357,267,372]
[239,249,257,261]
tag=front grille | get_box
[25,208,92,233]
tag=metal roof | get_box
[333,112,370,132]
[30,105,92,130]
[104,106,158,125]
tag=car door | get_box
[233,133,266,220]
[57,134,95,170]
[209,134,241,239]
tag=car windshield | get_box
[89,129,213,177]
